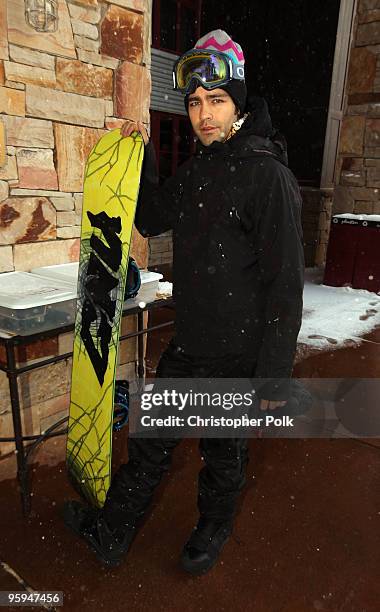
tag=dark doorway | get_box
[201,0,341,185]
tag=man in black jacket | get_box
[64,29,304,575]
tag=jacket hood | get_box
[195,95,288,167]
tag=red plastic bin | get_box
[323,214,380,293]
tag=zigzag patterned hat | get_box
[194,29,245,68]
[185,29,247,115]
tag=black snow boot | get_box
[180,517,233,576]
[62,500,136,567]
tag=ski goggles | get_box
[173,49,245,94]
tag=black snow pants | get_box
[103,339,257,531]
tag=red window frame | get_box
[151,110,196,182]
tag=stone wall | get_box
[148,230,173,267]
[0,0,152,271]
[0,0,153,471]
[319,0,380,262]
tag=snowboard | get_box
[66,129,144,508]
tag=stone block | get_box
[131,226,148,268]
[16,149,58,190]
[118,340,137,365]
[340,157,366,186]
[347,104,369,116]
[58,331,74,355]
[26,84,105,128]
[10,189,72,197]
[77,49,119,69]
[9,45,55,70]
[5,80,24,90]
[359,0,380,10]
[0,86,25,116]
[34,393,70,433]
[367,166,380,187]
[40,406,69,435]
[0,155,18,181]
[18,360,71,410]
[0,411,16,456]
[0,120,4,168]
[7,0,75,59]
[332,185,354,215]
[73,35,99,52]
[349,186,379,200]
[353,200,374,214]
[101,5,143,63]
[368,102,380,116]
[68,2,101,22]
[149,252,165,265]
[0,245,13,271]
[69,0,98,5]
[347,47,377,94]
[15,337,58,363]
[142,0,152,68]
[149,238,171,253]
[13,238,79,270]
[365,118,380,146]
[50,196,75,211]
[0,197,56,245]
[103,0,145,11]
[105,100,114,116]
[2,116,54,148]
[0,61,4,85]
[364,146,380,156]
[0,0,8,60]
[116,361,138,391]
[56,59,113,99]
[120,312,137,335]
[0,180,9,202]
[359,9,380,22]
[0,370,11,411]
[159,252,173,264]
[74,193,83,214]
[115,61,151,123]
[57,226,82,239]
[71,19,99,41]
[357,21,380,46]
[54,124,107,192]
[348,92,380,105]
[57,211,81,226]
[339,116,365,155]
[119,315,138,363]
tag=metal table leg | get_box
[6,342,30,516]
[137,310,145,393]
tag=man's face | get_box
[187,86,239,146]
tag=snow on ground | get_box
[157,268,380,353]
[300,267,380,351]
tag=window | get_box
[153,0,202,54]
[151,111,195,183]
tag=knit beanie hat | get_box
[184,29,247,115]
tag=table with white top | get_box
[0,295,174,516]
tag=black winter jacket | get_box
[135,96,304,399]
